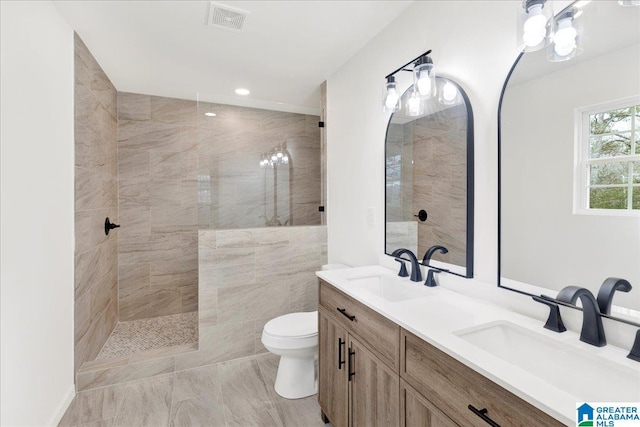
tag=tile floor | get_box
[59,353,326,427]
[96,313,198,360]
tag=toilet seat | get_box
[262,311,318,350]
[263,311,317,338]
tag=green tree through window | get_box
[585,104,639,211]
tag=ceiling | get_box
[54,1,414,115]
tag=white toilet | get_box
[261,311,318,399]
[262,264,349,399]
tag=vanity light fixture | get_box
[383,76,401,113]
[405,89,424,117]
[518,0,552,52]
[548,8,583,61]
[383,49,434,114]
[413,56,435,98]
[618,0,640,6]
[439,81,459,105]
[260,145,289,168]
[235,88,250,95]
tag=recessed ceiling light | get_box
[235,88,250,96]
[204,112,217,117]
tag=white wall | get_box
[502,44,640,310]
[1,2,75,425]
[326,0,526,283]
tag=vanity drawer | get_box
[319,279,400,372]
[400,329,564,427]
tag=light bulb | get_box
[283,156,289,163]
[442,82,458,102]
[416,74,431,96]
[271,155,277,161]
[385,88,399,109]
[523,4,547,47]
[277,152,283,158]
[406,91,423,117]
[553,17,577,56]
[413,59,435,98]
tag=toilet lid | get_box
[264,311,318,338]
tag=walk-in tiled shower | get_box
[74,31,326,388]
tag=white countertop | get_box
[317,265,640,426]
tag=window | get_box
[386,154,403,204]
[575,97,640,215]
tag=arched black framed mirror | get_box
[385,77,474,278]
[498,0,640,326]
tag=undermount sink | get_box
[455,321,640,401]
[345,275,426,302]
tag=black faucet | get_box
[394,258,409,278]
[556,286,606,347]
[421,245,448,266]
[391,248,422,282]
[532,296,567,333]
[424,269,440,287]
[596,277,632,315]
[627,330,640,362]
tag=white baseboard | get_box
[48,384,75,426]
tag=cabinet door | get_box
[349,336,400,427]
[319,280,400,371]
[318,309,349,427]
[400,329,565,427]
[400,380,458,427]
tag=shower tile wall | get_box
[173,226,327,371]
[413,104,467,266]
[74,34,118,372]
[117,93,199,321]
[197,103,321,228]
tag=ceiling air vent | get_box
[207,2,249,32]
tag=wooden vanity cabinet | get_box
[349,336,400,427]
[319,279,400,370]
[400,329,565,427]
[318,279,564,427]
[400,379,457,427]
[318,279,400,427]
[318,310,349,427]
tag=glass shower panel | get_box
[197,96,321,229]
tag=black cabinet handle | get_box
[338,338,345,370]
[348,347,355,381]
[468,405,500,427]
[337,308,356,321]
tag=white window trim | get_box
[573,95,640,217]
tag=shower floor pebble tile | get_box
[96,312,198,360]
